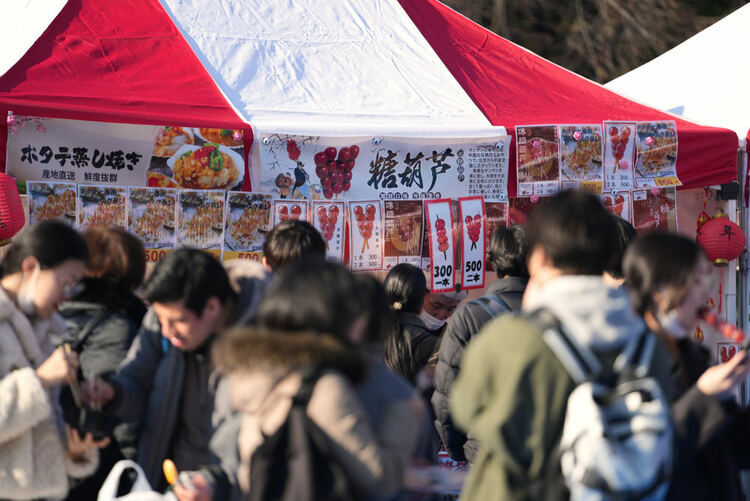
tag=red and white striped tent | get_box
[0,0,739,193]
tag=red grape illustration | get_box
[435,216,449,260]
[354,204,376,253]
[314,145,359,199]
[602,194,626,217]
[465,213,482,250]
[316,205,339,246]
[279,204,302,222]
[608,126,630,174]
[278,205,289,222]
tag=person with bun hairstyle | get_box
[0,221,108,500]
[383,263,437,385]
[624,232,750,501]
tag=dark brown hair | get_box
[83,227,146,291]
[262,220,326,271]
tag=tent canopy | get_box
[605,4,750,143]
[1,0,739,195]
[399,0,739,194]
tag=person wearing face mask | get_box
[383,263,438,386]
[0,221,109,500]
[420,289,466,335]
[624,232,750,501]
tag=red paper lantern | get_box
[0,174,25,244]
[696,215,746,266]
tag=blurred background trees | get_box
[443,0,747,82]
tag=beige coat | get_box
[216,330,407,499]
[0,287,98,500]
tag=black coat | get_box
[431,277,527,461]
[396,312,440,385]
[668,339,750,501]
[55,278,147,499]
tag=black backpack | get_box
[246,368,362,501]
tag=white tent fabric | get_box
[158,0,502,137]
[0,0,67,77]
[605,4,750,140]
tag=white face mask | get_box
[419,310,446,331]
[656,308,688,339]
[17,264,41,316]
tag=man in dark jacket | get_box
[82,249,268,488]
[432,225,528,462]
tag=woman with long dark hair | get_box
[624,232,750,501]
[383,263,437,385]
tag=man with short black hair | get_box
[82,249,265,488]
[432,225,529,462]
[450,191,671,500]
[261,220,326,271]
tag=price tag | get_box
[312,201,345,262]
[349,201,383,271]
[273,200,309,225]
[425,199,456,293]
[458,197,485,290]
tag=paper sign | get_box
[223,193,273,261]
[601,191,632,223]
[273,200,310,226]
[77,185,127,231]
[632,188,678,234]
[177,190,225,251]
[349,201,384,271]
[312,201,345,262]
[484,202,509,269]
[516,125,560,197]
[425,199,456,293]
[128,188,177,251]
[27,181,77,226]
[458,197,486,290]
[258,133,510,202]
[509,197,536,225]
[6,116,245,190]
[634,121,680,189]
[383,200,424,269]
[603,121,636,192]
[559,124,603,193]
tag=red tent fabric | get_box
[0,0,246,176]
[399,0,739,196]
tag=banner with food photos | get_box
[78,185,127,231]
[383,200,423,269]
[349,201,384,271]
[27,181,77,226]
[516,125,560,197]
[634,121,680,189]
[312,201,345,262]
[177,189,225,257]
[6,115,246,191]
[223,193,273,262]
[273,200,310,226]
[458,197,486,290]
[257,133,511,203]
[558,124,603,193]
[603,121,637,192]
[425,199,456,293]
[632,188,678,234]
[601,191,632,223]
[128,188,177,261]
[484,202,509,269]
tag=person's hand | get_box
[173,473,212,501]
[696,350,750,398]
[65,424,110,460]
[36,347,78,389]
[80,378,115,408]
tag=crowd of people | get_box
[0,190,748,501]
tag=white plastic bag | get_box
[98,459,174,501]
